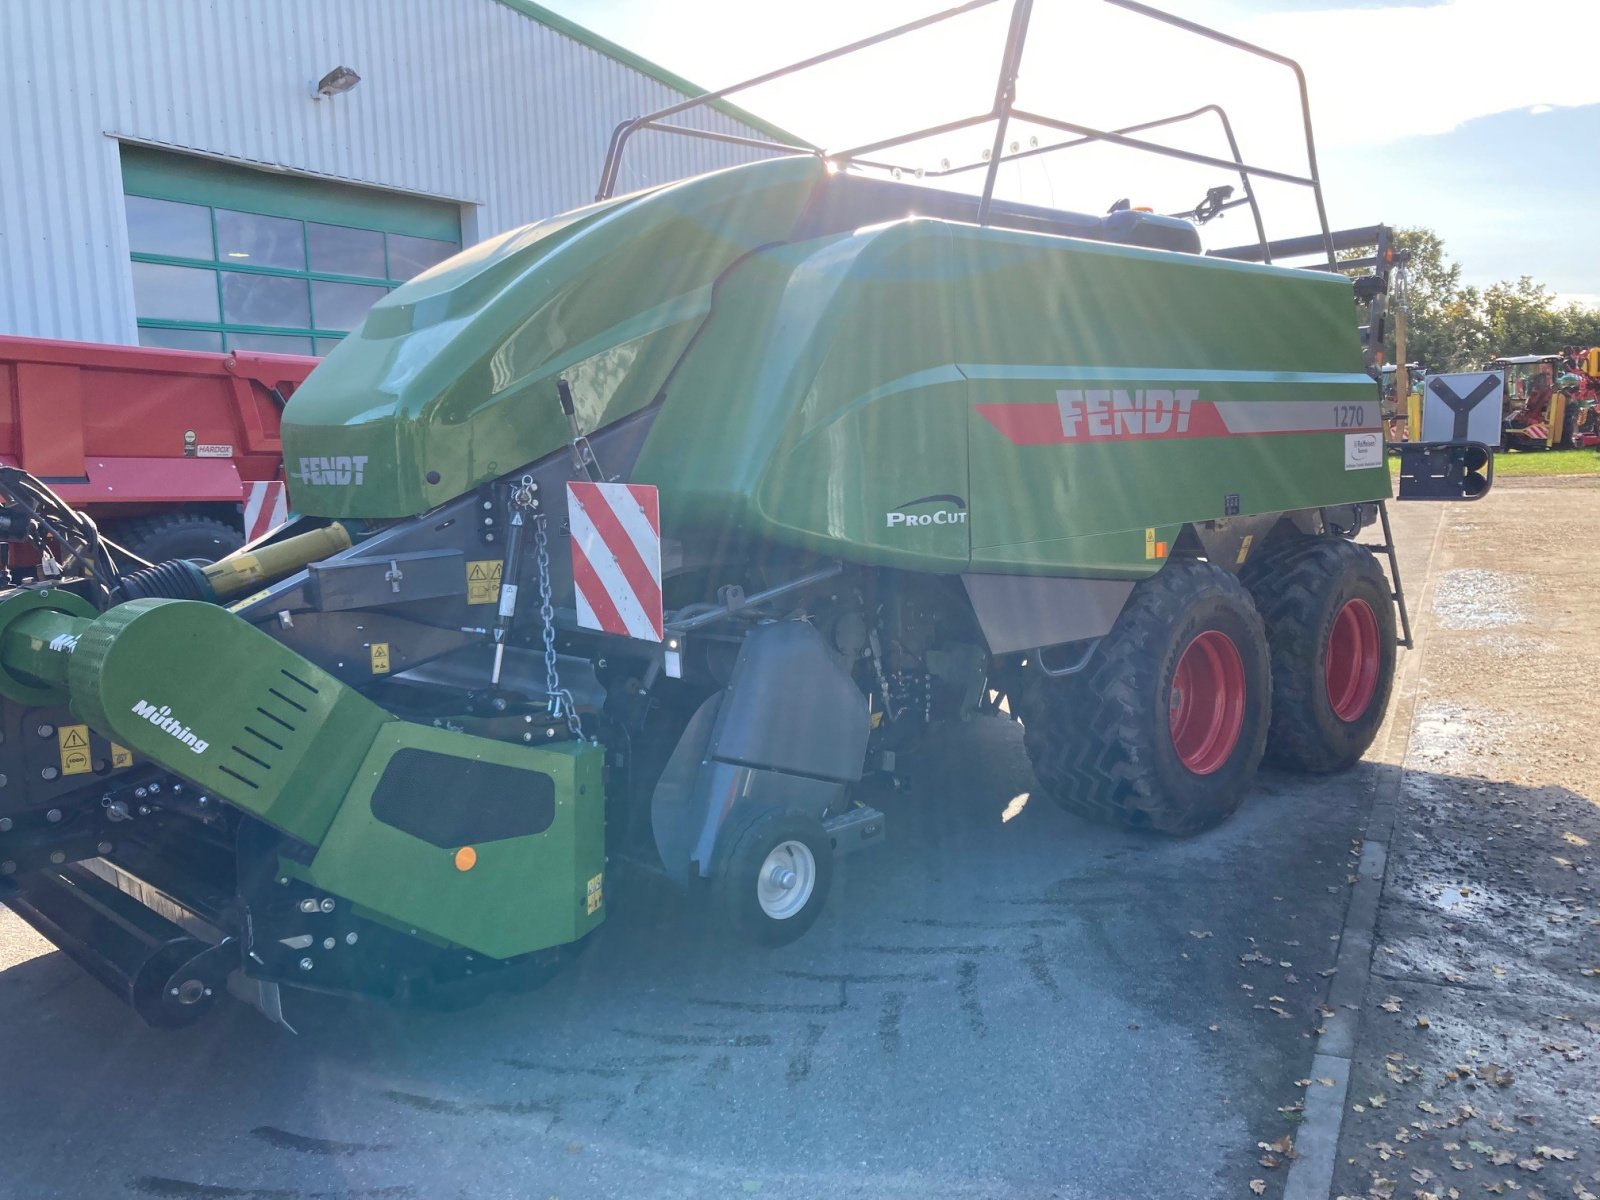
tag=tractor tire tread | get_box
[1241,534,1394,773]
[1013,559,1267,836]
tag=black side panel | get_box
[710,621,870,782]
[961,574,1135,655]
[370,749,554,847]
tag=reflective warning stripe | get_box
[243,481,288,541]
[567,482,663,642]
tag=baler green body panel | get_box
[280,156,1387,579]
[282,156,828,517]
[308,725,606,959]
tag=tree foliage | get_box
[1375,229,1600,371]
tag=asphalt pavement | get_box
[0,505,1451,1200]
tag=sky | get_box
[544,0,1600,307]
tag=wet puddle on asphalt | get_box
[1431,568,1529,630]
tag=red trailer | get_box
[0,336,318,562]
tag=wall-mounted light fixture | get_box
[311,66,361,101]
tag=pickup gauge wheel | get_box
[713,809,834,946]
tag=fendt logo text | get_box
[1057,388,1200,439]
[296,455,368,486]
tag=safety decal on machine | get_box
[243,480,289,542]
[58,725,92,776]
[110,743,134,769]
[567,482,663,643]
[465,560,503,605]
[370,643,391,674]
[586,872,604,915]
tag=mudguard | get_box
[651,621,870,882]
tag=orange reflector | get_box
[454,846,477,872]
[1155,542,1169,559]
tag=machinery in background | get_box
[0,336,316,563]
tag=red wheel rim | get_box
[1325,597,1381,722]
[1168,630,1246,775]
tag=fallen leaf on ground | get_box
[1248,1180,1266,1196]
[1417,1016,1432,1029]
[1316,1077,1336,1087]
[1190,930,1213,939]
[1516,1159,1543,1173]
[1467,1141,1493,1154]
[1419,1101,1441,1114]
[1530,1146,1573,1161]
[1370,1095,1387,1108]
[1490,1150,1515,1166]
[1561,832,1588,846]
[1381,996,1404,1012]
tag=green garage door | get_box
[121,146,461,356]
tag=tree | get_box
[1345,227,1597,372]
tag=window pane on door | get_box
[387,233,457,279]
[138,326,223,352]
[226,332,315,355]
[311,280,388,331]
[132,261,221,322]
[125,196,213,260]
[215,209,305,270]
[308,223,387,278]
[221,272,310,328]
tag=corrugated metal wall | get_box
[0,0,777,344]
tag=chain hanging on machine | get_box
[519,475,586,742]
[1391,258,1410,319]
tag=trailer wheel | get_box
[1242,536,1396,773]
[113,513,243,566]
[713,809,833,947]
[1013,559,1270,835]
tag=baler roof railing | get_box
[593,0,1336,269]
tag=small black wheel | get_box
[112,512,243,565]
[1242,535,1397,773]
[713,809,833,947]
[1011,559,1271,835]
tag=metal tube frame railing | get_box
[593,0,1336,268]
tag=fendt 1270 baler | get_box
[0,0,1491,1027]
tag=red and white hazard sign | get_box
[567,481,663,642]
[243,480,288,541]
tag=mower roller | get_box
[0,0,1493,1028]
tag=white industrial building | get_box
[0,0,790,353]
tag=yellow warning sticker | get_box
[58,724,92,776]
[370,642,391,674]
[110,743,134,769]
[1235,533,1254,565]
[1144,528,1157,560]
[586,872,604,915]
[466,559,503,605]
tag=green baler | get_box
[0,1,1493,1027]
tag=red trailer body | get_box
[0,336,317,560]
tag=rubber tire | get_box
[713,809,834,947]
[1242,535,1397,773]
[1012,559,1270,836]
[115,513,243,566]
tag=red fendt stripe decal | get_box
[975,395,1380,446]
